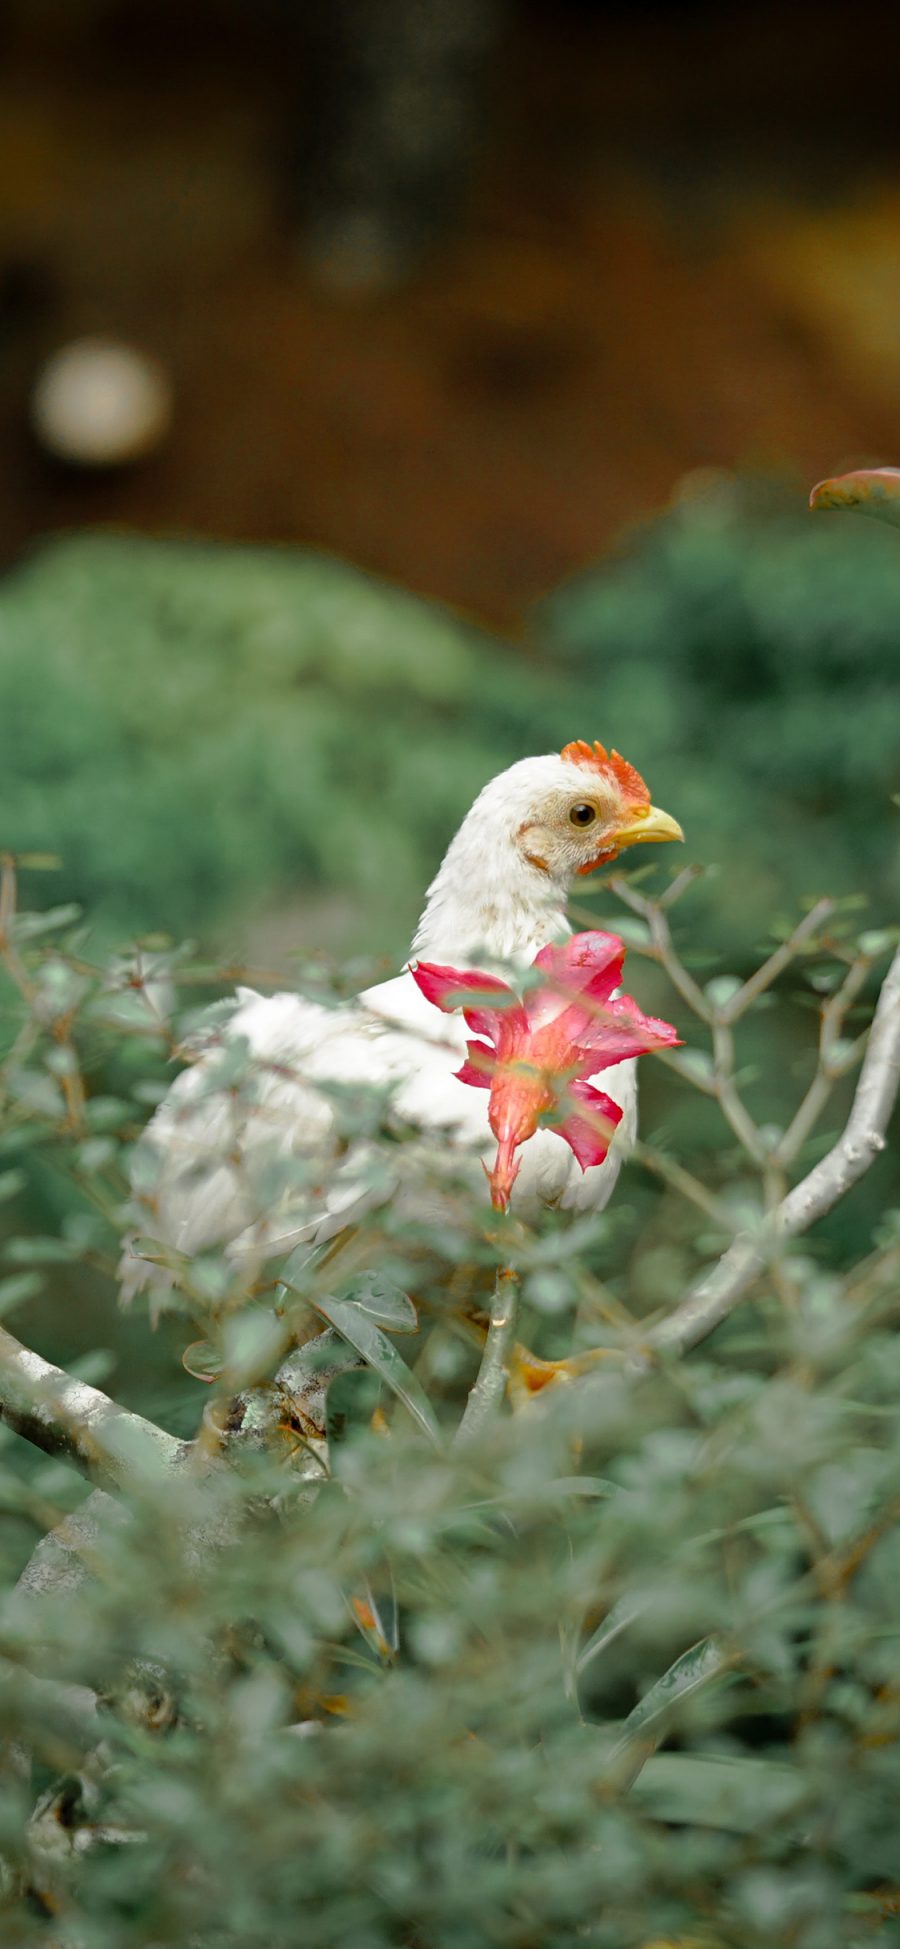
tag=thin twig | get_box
[711,1018,766,1165]
[608,876,712,1020]
[774,1071,834,1177]
[657,863,708,911]
[718,899,835,1024]
[773,951,873,1169]
[455,1268,520,1444]
[0,855,36,1003]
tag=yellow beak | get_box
[615,804,684,850]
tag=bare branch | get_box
[10,1488,124,1622]
[773,950,873,1169]
[607,876,711,1020]
[779,943,900,1227]
[455,1268,520,1444]
[0,854,37,1004]
[711,1018,766,1165]
[0,1324,184,1493]
[644,943,900,1360]
[657,863,707,912]
[718,899,835,1024]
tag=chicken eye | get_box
[568,802,597,828]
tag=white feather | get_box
[122,754,638,1297]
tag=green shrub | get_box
[0,534,557,952]
[1,493,897,975]
[539,482,900,956]
[0,859,898,1948]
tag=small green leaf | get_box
[44,1045,79,1078]
[607,917,651,950]
[76,1137,118,1173]
[308,1292,440,1447]
[667,1048,716,1091]
[5,1068,65,1119]
[0,1271,45,1316]
[524,1269,574,1315]
[612,1635,731,1753]
[85,1096,133,1130]
[543,1476,616,1500]
[182,1340,224,1383]
[807,966,844,993]
[221,1311,289,1388]
[187,1257,233,1304]
[130,1081,169,1108]
[632,1751,805,1832]
[10,903,82,939]
[68,1348,116,1386]
[705,975,742,1009]
[577,1594,649,1677]
[4,1236,80,1266]
[859,928,897,956]
[345,1272,417,1334]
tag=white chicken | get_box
[124,741,682,1300]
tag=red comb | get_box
[560,740,650,808]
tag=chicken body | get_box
[125,749,681,1296]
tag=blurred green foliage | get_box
[0,491,898,1944]
[0,491,896,974]
[541,484,900,957]
[0,534,552,954]
[0,870,898,1946]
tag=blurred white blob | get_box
[31,337,172,466]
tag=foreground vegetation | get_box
[0,473,897,1944]
[0,844,898,1947]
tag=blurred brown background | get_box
[2,0,900,629]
